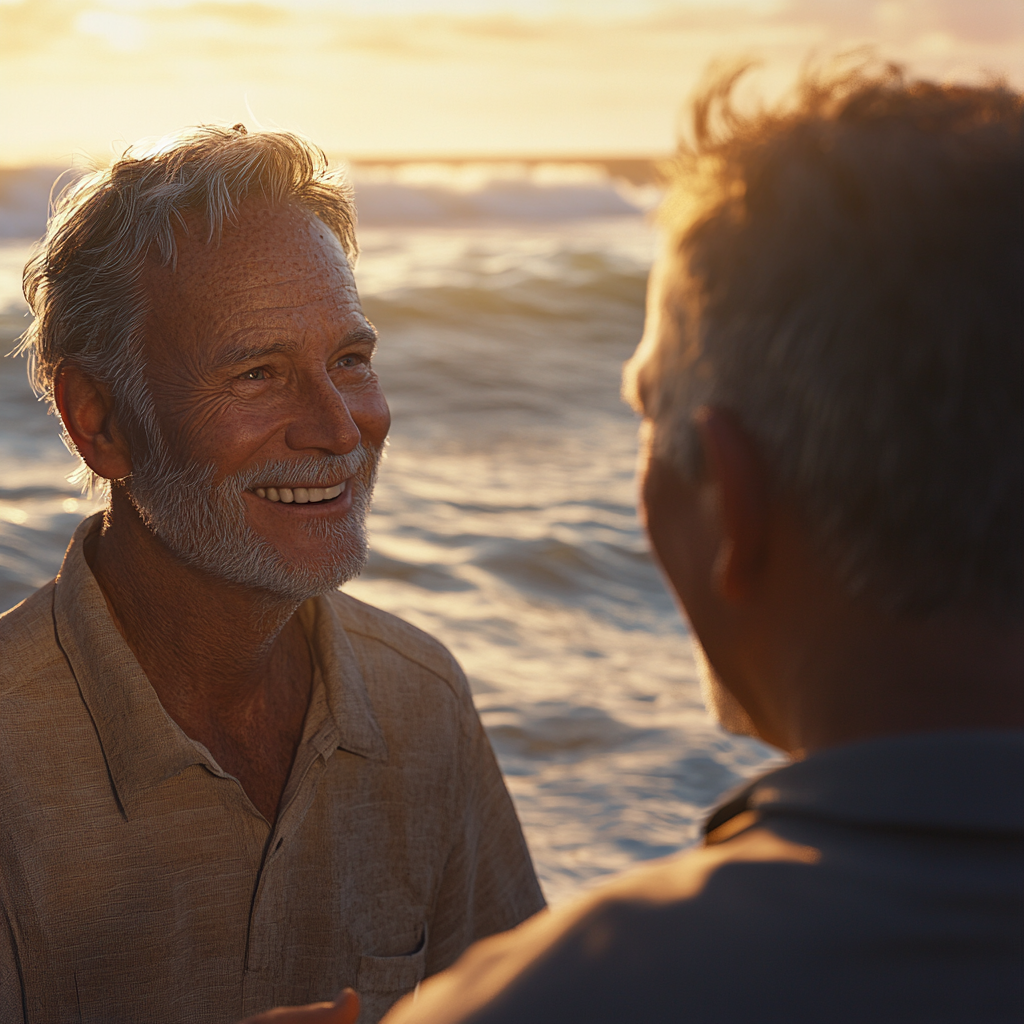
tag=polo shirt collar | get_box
[53,513,386,819]
[707,730,1024,840]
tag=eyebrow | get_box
[217,326,379,368]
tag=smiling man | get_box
[0,127,543,1023]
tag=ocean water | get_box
[0,164,782,905]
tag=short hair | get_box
[19,124,358,494]
[625,59,1022,615]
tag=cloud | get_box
[0,0,1020,164]
[778,0,1024,44]
[0,0,82,57]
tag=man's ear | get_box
[693,406,770,603]
[54,361,133,482]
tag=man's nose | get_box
[284,372,361,455]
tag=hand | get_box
[238,987,360,1024]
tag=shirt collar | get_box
[53,513,386,820]
[295,595,388,764]
[706,730,1024,840]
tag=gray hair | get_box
[19,124,358,495]
[625,60,1023,615]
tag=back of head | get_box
[19,124,357,494]
[631,59,1023,616]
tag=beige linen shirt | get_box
[0,515,544,1024]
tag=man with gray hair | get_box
[258,61,1022,1024]
[0,127,544,1023]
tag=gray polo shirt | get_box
[0,515,545,1023]
[386,730,1023,1024]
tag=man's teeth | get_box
[254,483,345,504]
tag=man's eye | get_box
[242,367,267,381]
[335,355,364,370]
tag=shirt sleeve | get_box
[424,679,546,978]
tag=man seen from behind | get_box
[265,59,1023,1024]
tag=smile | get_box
[252,481,348,504]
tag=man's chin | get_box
[693,639,760,738]
[128,448,375,602]
[246,512,371,601]
[212,520,370,602]
[266,550,368,602]
[133,493,370,603]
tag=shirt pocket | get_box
[356,926,427,995]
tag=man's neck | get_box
[744,564,1024,755]
[87,492,314,822]
[788,605,1024,754]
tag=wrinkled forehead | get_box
[149,200,347,286]
[139,201,355,352]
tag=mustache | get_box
[224,443,383,493]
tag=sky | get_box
[1,0,1022,165]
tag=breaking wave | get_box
[0,160,659,241]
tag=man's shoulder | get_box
[0,580,88,780]
[0,580,61,692]
[392,796,1024,1023]
[324,589,469,699]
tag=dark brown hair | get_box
[627,58,1022,614]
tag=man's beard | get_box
[125,426,381,603]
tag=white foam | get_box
[0,166,82,241]
[352,178,648,224]
[0,241,33,315]
[0,162,658,245]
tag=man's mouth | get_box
[252,481,348,504]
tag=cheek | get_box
[640,454,680,564]
[173,398,277,470]
[153,394,233,458]
[640,453,711,614]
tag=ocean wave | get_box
[365,533,659,607]
[0,166,82,241]
[361,254,649,325]
[0,162,658,240]
[483,701,661,761]
[353,178,647,224]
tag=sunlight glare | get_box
[75,11,149,52]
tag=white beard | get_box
[126,425,381,602]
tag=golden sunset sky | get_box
[1,0,1022,166]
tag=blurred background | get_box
[1,0,1021,904]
